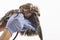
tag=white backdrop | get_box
[0,0,60,40]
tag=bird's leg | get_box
[0,29,11,40]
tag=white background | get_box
[0,0,60,40]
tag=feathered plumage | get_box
[0,3,43,40]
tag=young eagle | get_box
[0,3,43,40]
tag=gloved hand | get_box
[5,13,35,34]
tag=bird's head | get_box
[19,3,40,18]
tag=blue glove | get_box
[5,13,35,34]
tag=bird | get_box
[0,3,43,40]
